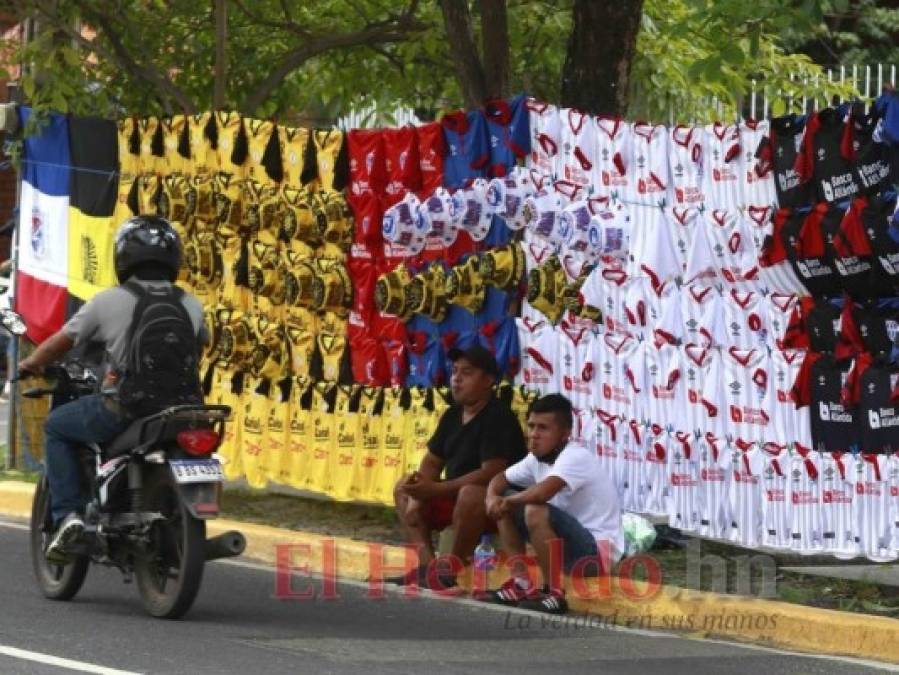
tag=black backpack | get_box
[118,281,203,418]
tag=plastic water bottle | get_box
[473,534,497,572]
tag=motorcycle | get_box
[2,308,246,619]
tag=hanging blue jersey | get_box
[478,287,512,327]
[440,329,479,383]
[874,92,899,146]
[442,109,489,189]
[483,94,531,178]
[478,316,520,380]
[408,313,440,339]
[440,303,478,337]
[406,331,445,388]
[484,214,513,248]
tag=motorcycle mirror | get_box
[0,308,26,336]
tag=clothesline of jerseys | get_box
[607,431,899,563]
[526,95,899,215]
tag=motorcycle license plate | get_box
[169,459,225,484]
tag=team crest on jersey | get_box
[81,235,98,285]
[817,148,826,160]
[30,207,47,258]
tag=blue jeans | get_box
[512,502,600,573]
[44,394,130,523]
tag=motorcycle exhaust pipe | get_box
[205,531,246,561]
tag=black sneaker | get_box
[518,588,569,614]
[45,512,84,565]
[384,565,428,586]
[475,576,537,606]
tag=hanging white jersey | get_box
[515,317,551,388]
[727,446,765,548]
[642,423,670,517]
[890,453,899,556]
[698,433,730,539]
[668,431,702,532]
[628,203,682,285]
[666,206,702,276]
[854,454,897,562]
[683,344,725,438]
[768,348,814,450]
[594,117,632,200]
[519,319,559,395]
[760,443,792,549]
[703,122,743,211]
[669,125,706,207]
[593,410,627,500]
[743,205,808,296]
[557,109,597,187]
[656,283,721,347]
[821,451,859,559]
[789,447,825,555]
[629,122,670,207]
[764,293,801,350]
[739,120,778,210]
[721,347,772,447]
[557,322,596,415]
[592,333,643,421]
[621,419,647,513]
[526,98,560,178]
[639,341,687,432]
[709,289,770,350]
[685,209,760,290]
[623,277,677,342]
[572,407,595,448]
[579,266,630,336]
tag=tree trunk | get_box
[560,0,644,116]
[479,0,509,99]
[439,0,488,108]
[214,0,227,110]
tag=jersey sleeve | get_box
[548,444,591,492]
[505,454,537,489]
[426,407,454,459]
[507,94,532,159]
[62,289,113,344]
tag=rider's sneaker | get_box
[45,512,84,565]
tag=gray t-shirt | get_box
[63,281,207,374]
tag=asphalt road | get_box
[0,520,894,675]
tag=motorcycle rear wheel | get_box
[134,467,206,619]
[30,475,89,601]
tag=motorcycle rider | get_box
[18,216,207,563]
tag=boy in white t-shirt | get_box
[482,394,624,614]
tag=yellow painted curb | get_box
[1,480,897,662]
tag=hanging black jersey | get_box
[851,359,899,453]
[795,108,860,204]
[758,115,813,209]
[778,205,841,298]
[839,298,899,360]
[847,108,894,195]
[804,354,862,453]
[783,296,843,353]
[835,194,899,295]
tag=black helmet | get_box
[114,215,182,283]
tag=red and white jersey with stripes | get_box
[703,122,744,211]
[760,443,793,549]
[821,451,860,559]
[727,446,765,548]
[666,206,703,276]
[854,454,897,562]
[683,344,726,438]
[789,448,825,555]
[557,109,597,187]
[517,318,559,396]
[721,347,772,447]
[592,333,643,421]
[579,266,630,336]
[638,341,687,433]
[594,117,633,200]
[620,419,648,513]
[668,431,703,532]
[526,98,561,178]
[557,322,597,415]
[685,209,761,290]
[888,453,899,556]
[628,203,682,285]
[520,235,556,324]
[698,433,730,539]
[656,283,721,347]
[743,206,809,296]
[622,278,677,342]
[629,122,671,207]
[642,424,671,517]
[768,348,813,450]
[763,293,801,350]
[709,289,771,350]
[669,125,706,207]
[593,410,627,500]
[572,407,595,448]
[739,120,778,210]
[514,317,551,388]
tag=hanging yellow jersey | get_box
[158,173,197,231]
[433,386,453,418]
[314,190,353,250]
[305,382,335,494]
[526,254,567,324]
[214,111,246,177]
[190,173,217,224]
[117,117,141,184]
[213,172,246,238]
[136,173,161,216]
[373,387,407,505]
[350,387,383,502]
[445,255,486,313]
[284,376,313,489]
[285,308,317,379]
[189,112,217,175]
[279,125,310,187]
[240,378,270,489]
[138,116,165,175]
[312,129,346,191]
[329,384,359,501]
[209,369,243,481]
[67,211,116,301]
[265,380,291,485]
[160,115,189,175]
[405,387,437,474]
[281,186,325,247]
[511,385,538,432]
[316,332,346,382]
[244,118,278,186]
[250,316,289,381]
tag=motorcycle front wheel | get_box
[30,475,89,601]
[134,467,206,619]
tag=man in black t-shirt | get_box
[390,345,527,590]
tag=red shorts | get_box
[423,495,497,533]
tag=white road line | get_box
[0,646,141,675]
[0,520,29,531]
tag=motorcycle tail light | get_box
[176,429,221,456]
